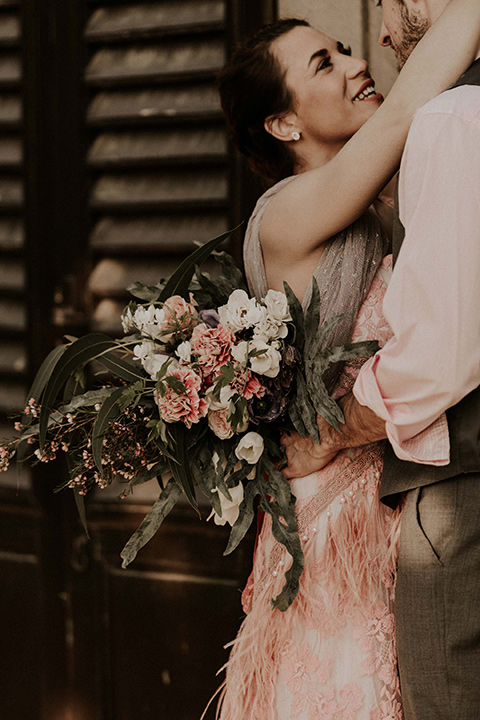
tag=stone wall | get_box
[278,0,398,96]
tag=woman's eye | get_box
[317,57,332,72]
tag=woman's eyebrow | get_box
[308,48,328,67]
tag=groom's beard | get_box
[395,3,429,69]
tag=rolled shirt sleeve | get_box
[354,87,480,464]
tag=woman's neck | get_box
[293,137,347,174]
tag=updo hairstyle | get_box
[218,18,310,186]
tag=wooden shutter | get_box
[84,1,230,334]
[0,0,27,488]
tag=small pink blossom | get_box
[156,367,207,428]
[243,374,266,400]
[190,322,235,377]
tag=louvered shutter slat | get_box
[88,86,221,126]
[85,1,224,41]
[91,215,227,254]
[86,0,229,334]
[0,0,26,486]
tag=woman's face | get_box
[271,26,383,148]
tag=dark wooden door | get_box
[0,2,276,719]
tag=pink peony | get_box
[190,322,235,377]
[161,294,198,342]
[156,367,208,428]
[208,408,234,439]
[243,374,266,400]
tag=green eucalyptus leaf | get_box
[39,334,118,450]
[92,387,125,475]
[163,376,187,395]
[96,351,146,383]
[212,250,248,292]
[167,423,199,515]
[159,226,240,302]
[21,344,69,430]
[120,480,183,567]
[60,388,118,413]
[223,459,267,555]
[295,371,319,442]
[127,281,162,302]
[304,278,321,352]
[288,397,308,438]
[283,282,305,351]
[324,340,379,365]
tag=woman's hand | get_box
[280,430,338,479]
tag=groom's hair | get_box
[218,18,310,185]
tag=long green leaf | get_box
[159,227,240,302]
[324,340,379,365]
[39,334,118,450]
[288,397,308,438]
[283,282,305,352]
[96,351,146,383]
[22,344,68,426]
[295,372,319,442]
[168,423,200,515]
[304,278,321,352]
[262,458,304,611]
[224,470,262,556]
[92,387,125,475]
[120,480,183,567]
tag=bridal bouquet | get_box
[0,230,377,610]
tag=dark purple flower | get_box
[199,309,220,328]
[248,345,300,424]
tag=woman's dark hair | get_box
[218,18,310,186]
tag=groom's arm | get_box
[283,90,480,477]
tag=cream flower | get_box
[248,340,282,378]
[235,432,264,464]
[208,484,244,526]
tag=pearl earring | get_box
[292,131,301,141]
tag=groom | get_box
[282,0,480,718]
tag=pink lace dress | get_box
[217,256,403,720]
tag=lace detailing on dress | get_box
[217,257,403,720]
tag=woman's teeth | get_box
[354,85,376,101]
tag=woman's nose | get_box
[379,21,391,48]
[346,55,369,78]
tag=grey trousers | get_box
[395,475,480,720]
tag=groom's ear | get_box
[264,113,300,144]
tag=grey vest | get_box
[381,59,480,507]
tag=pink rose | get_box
[190,323,235,377]
[161,294,198,342]
[208,408,234,439]
[156,367,208,428]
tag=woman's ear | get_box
[264,113,300,143]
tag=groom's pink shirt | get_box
[354,83,480,464]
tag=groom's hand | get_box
[280,429,338,479]
[280,393,387,479]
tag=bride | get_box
[212,3,480,719]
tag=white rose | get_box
[218,290,261,332]
[231,340,249,366]
[264,289,292,323]
[176,340,192,364]
[208,484,244,526]
[253,314,287,343]
[235,431,264,465]
[248,340,282,378]
[205,385,234,411]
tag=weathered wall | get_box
[279,0,398,96]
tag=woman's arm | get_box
[262,0,480,256]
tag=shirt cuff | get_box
[354,356,450,466]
